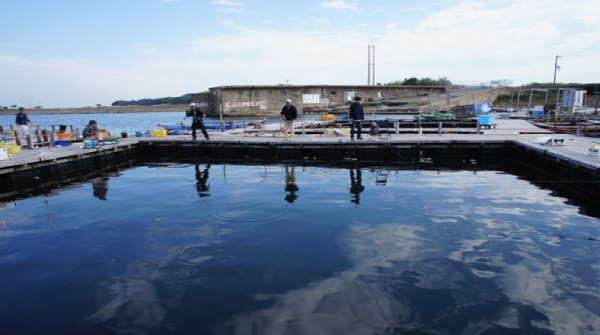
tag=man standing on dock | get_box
[280,99,297,141]
[349,96,364,140]
[15,107,31,135]
[187,103,209,140]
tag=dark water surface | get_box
[1,163,600,335]
[0,111,325,135]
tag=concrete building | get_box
[193,85,446,117]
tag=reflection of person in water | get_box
[92,177,110,200]
[284,165,299,203]
[195,164,211,197]
[349,168,365,205]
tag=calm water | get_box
[1,163,600,334]
[1,111,209,135]
[0,111,412,135]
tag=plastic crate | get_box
[54,140,70,147]
[57,133,73,140]
[0,145,21,154]
[152,129,167,137]
[478,115,495,126]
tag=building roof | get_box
[209,84,445,90]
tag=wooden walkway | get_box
[1,119,599,177]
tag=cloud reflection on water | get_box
[77,167,600,335]
[217,171,600,335]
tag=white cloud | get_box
[211,0,243,6]
[2,0,600,107]
[212,0,246,13]
[320,0,358,11]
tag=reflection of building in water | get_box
[349,169,365,204]
[195,164,211,198]
[92,177,109,200]
[284,165,299,203]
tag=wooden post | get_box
[70,125,75,133]
[50,132,57,145]
[75,128,81,139]
[36,126,43,144]
[230,120,235,131]
[476,121,481,134]
[27,134,34,149]
[438,121,442,135]
[14,131,21,146]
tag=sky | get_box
[1,0,599,108]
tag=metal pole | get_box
[553,55,561,84]
[554,88,561,131]
[372,45,375,86]
[527,89,534,114]
[367,45,371,86]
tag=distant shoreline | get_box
[0,104,188,115]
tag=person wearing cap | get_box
[186,103,209,140]
[15,107,32,135]
[349,96,364,140]
[280,99,297,140]
[83,120,111,140]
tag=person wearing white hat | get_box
[280,99,297,140]
[186,103,209,140]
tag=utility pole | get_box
[367,45,375,86]
[553,55,562,84]
[367,45,371,85]
[372,45,375,85]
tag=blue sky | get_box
[1,0,599,108]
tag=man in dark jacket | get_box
[15,107,31,134]
[187,103,209,140]
[280,99,297,140]
[349,96,364,140]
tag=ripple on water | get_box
[214,201,285,222]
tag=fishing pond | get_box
[1,161,599,334]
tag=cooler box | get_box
[1,145,21,154]
[589,142,600,157]
[152,129,167,137]
[57,133,73,140]
[478,115,495,126]
[83,141,97,148]
[532,111,544,116]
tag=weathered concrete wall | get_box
[446,87,512,108]
[205,85,446,117]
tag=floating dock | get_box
[1,119,599,201]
